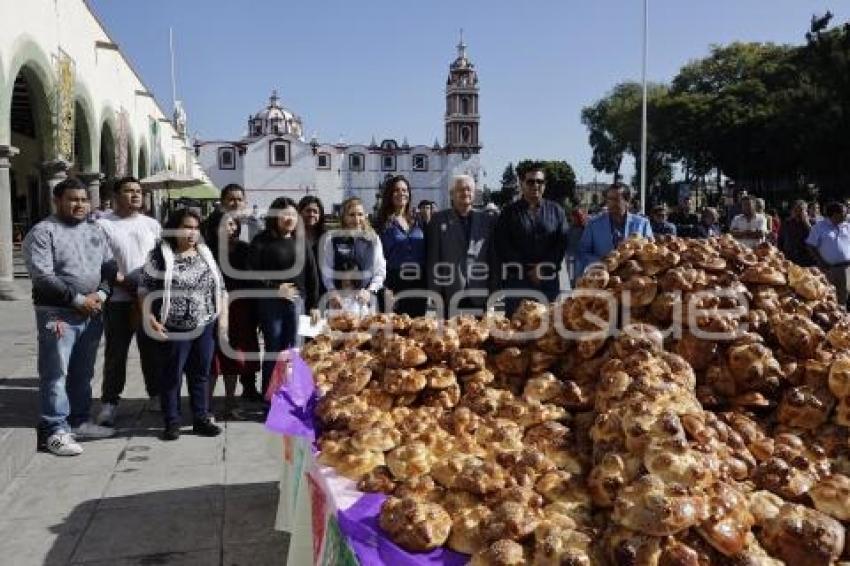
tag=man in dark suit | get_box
[426,175,497,318]
[493,165,569,317]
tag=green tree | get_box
[494,162,518,205]
[581,81,673,191]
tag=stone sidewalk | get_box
[0,281,290,566]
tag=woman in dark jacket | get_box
[375,175,427,316]
[205,211,261,418]
[249,197,319,396]
[298,195,327,301]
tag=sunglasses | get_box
[525,179,545,186]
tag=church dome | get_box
[247,90,304,140]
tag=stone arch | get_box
[2,36,56,153]
[73,80,97,174]
[99,107,117,204]
[4,37,57,225]
[137,136,149,178]
[126,126,136,178]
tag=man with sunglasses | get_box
[493,165,568,317]
[576,183,653,275]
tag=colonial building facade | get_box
[0,0,203,299]
[195,36,482,214]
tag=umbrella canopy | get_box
[139,170,199,190]
[166,182,219,200]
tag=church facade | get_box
[195,37,482,214]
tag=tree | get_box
[494,163,518,205]
[581,81,673,191]
[515,160,578,206]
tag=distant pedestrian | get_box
[493,164,569,316]
[809,202,823,224]
[807,202,850,306]
[139,208,226,441]
[695,207,721,238]
[669,196,699,237]
[649,204,677,236]
[418,200,436,227]
[376,176,427,317]
[565,208,587,284]
[778,200,813,267]
[23,177,118,456]
[96,176,162,427]
[730,195,768,248]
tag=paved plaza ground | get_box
[0,281,290,566]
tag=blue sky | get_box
[90,0,841,187]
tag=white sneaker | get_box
[96,403,118,426]
[46,432,83,456]
[72,421,116,439]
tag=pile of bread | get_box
[301,234,850,565]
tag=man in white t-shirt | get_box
[730,195,768,248]
[96,176,162,426]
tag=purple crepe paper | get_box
[338,493,469,566]
[265,350,319,442]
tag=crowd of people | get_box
[21,165,850,456]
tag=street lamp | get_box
[310,134,319,155]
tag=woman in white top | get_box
[320,197,386,315]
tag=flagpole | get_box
[640,0,649,214]
[169,27,177,112]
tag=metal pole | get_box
[169,27,177,111]
[640,0,649,214]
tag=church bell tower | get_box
[445,30,480,156]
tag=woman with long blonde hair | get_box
[321,197,386,314]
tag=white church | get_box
[194,36,482,214]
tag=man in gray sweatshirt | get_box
[23,177,119,456]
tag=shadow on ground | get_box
[41,481,289,566]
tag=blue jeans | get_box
[35,307,104,437]
[257,297,298,397]
[159,323,215,427]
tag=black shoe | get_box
[192,418,222,437]
[241,388,264,403]
[161,424,181,441]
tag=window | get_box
[349,153,364,171]
[461,97,470,115]
[253,120,263,136]
[412,154,428,171]
[317,152,331,169]
[269,140,291,166]
[382,155,396,171]
[381,139,397,151]
[461,126,471,144]
[218,147,235,170]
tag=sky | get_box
[89,0,843,187]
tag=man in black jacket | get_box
[493,165,568,317]
[23,177,119,456]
